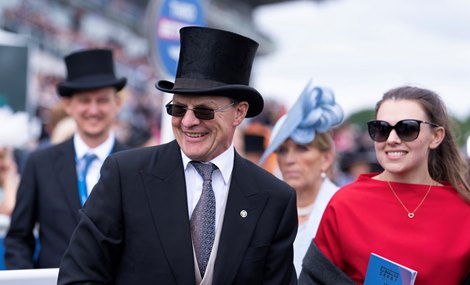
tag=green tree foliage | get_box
[344,109,375,131]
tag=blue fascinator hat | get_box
[259,80,344,165]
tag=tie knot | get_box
[190,161,217,181]
[83,153,97,165]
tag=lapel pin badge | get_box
[240,210,247,218]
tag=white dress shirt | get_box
[74,132,115,195]
[182,145,234,232]
[181,145,234,284]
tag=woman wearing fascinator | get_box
[300,86,470,285]
[259,80,344,277]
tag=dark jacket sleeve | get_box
[463,273,470,285]
[264,186,298,284]
[298,242,355,285]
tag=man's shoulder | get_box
[28,139,72,159]
[110,141,177,164]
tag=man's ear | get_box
[233,102,249,126]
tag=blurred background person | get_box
[4,48,128,269]
[301,86,470,284]
[259,80,344,276]
[0,147,19,216]
[0,105,40,210]
[335,145,382,187]
[235,98,286,175]
[35,103,71,148]
[0,104,41,269]
[242,122,269,163]
[49,116,77,145]
[237,121,277,173]
[0,147,20,271]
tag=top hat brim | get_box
[156,80,264,118]
[57,76,127,97]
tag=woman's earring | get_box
[321,171,327,180]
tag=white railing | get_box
[0,268,59,284]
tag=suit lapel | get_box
[142,141,195,284]
[56,138,126,222]
[213,153,269,284]
[58,138,126,220]
[56,138,82,220]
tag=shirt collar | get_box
[74,132,115,161]
[181,144,235,185]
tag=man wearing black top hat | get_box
[4,48,128,269]
[58,26,298,284]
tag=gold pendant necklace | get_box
[387,181,432,219]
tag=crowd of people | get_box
[0,2,469,284]
[1,0,162,151]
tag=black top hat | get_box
[57,49,127,97]
[155,26,264,118]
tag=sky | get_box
[252,0,470,120]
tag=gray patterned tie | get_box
[190,161,217,277]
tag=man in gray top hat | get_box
[58,26,297,284]
[4,48,128,269]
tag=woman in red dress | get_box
[299,86,470,285]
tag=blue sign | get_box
[149,0,206,78]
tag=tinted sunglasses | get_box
[165,100,236,120]
[367,119,440,142]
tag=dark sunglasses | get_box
[367,119,440,142]
[165,100,236,120]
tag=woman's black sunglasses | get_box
[367,119,440,142]
[165,100,236,120]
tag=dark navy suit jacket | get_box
[4,137,127,269]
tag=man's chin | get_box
[81,129,107,139]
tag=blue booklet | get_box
[364,253,417,285]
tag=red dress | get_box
[315,173,470,285]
